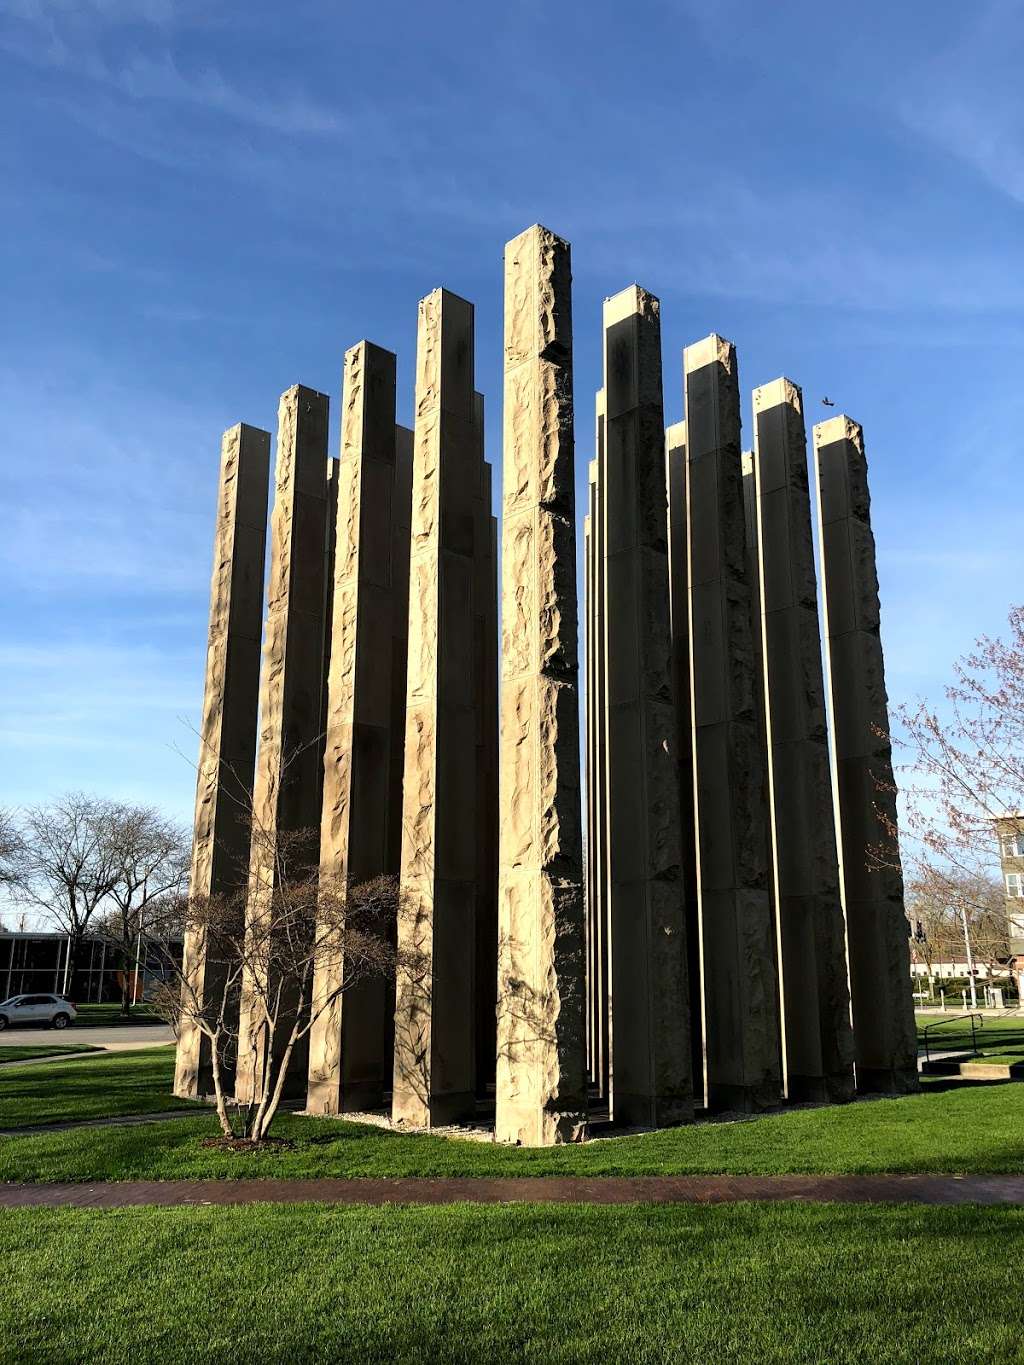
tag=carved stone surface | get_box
[753,381,854,1104]
[685,335,780,1112]
[665,420,703,1094]
[235,385,332,1105]
[602,287,692,1127]
[590,395,611,1100]
[584,501,593,1084]
[174,423,270,1100]
[473,394,499,1098]
[393,289,486,1128]
[495,225,587,1146]
[813,415,918,1094]
[306,343,412,1115]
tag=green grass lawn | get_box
[0,1202,1021,1364]
[0,1045,101,1064]
[916,1012,1024,1061]
[3,1068,1024,1182]
[0,1047,193,1132]
[72,1002,162,1027]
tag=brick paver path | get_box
[3,1174,1024,1208]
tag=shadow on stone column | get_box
[684,335,781,1113]
[666,419,703,1104]
[813,415,918,1095]
[753,380,855,1104]
[603,286,692,1127]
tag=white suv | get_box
[0,994,78,1031]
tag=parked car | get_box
[0,994,78,1031]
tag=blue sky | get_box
[2,0,1022,835]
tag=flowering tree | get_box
[895,603,1021,966]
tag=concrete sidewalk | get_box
[3,1173,1024,1208]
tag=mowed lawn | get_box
[2,1042,1024,1179]
[0,1202,1021,1364]
[916,1011,1024,1061]
[0,1047,195,1131]
[0,1045,100,1064]
[72,1003,163,1028]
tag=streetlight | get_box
[959,906,978,1011]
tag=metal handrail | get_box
[922,1012,984,1064]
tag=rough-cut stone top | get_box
[666,420,686,450]
[753,377,802,414]
[415,289,474,421]
[504,224,572,367]
[603,284,659,327]
[683,333,734,374]
[813,414,862,450]
[813,414,871,525]
[340,342,397,463]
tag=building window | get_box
[1001,834,1024,859]
[1006,873,1024,898]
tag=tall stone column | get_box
[495,224,587,1146]
[236,385,332,1105]
[473,394,499,1097]
[592,393,611,1101]
[306,343,413,1115]
[813,416,917,1094]
[753,381,855,1103]
[584,500,594,1084]
[584,461,601,1091]
[665,420,703,1100]
[174,423,270,1099]
[603,286,692,1127]
[685,335,780,1112]
[393,289,483,1127]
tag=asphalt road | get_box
[0,1024,174,1049]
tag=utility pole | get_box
[960,907,978,1011]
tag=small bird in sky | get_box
[821,396,835,407]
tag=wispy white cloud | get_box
[894,1,1024,207]
[2,3,348,136]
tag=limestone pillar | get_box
[306,343,413,1114]
[584,454,607,1094]
[813,416,918,1093]
[584,502,594,1085]
[753,382,855,1103]
[474,395,499,1097]
[665,420,703,1099]
[174,423,270,1099]
[236,385,332,1104]
[603,286,692,1127]
[592,393,610,1101]
[495,224,587,1145]
[684,335,780,1112]
[393,289,483,1127]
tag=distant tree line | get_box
[0,794,189,1016]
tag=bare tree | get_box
[9,794,123,991]
[95,806,190,1016]
[150,830,413,1144]
[907,868,1010,981]
[895,604,1024,883]
[0,808,23,888]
